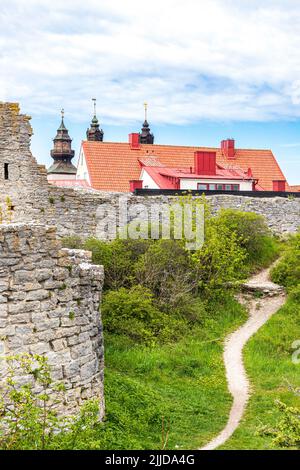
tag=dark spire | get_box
[139,102,154,144]
[86,98,104,142]
[48,109,77,176]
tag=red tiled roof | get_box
[152,166,251,180]
[82,141,288,192]
[290,185,300,192]
[143,164,253,189]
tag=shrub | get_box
[101,285,189,344]
[289,284,300,303]
[135,239,199,311]
[271,233,300,289]
[0,354,102,450]
[212,209,279,270]
[193,220,248,294]
[259,399,300,449]
[84,238,152,290]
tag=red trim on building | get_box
[273,180,286,192]
[194,151,216,175]
[129,133,141,150]
[221,139,235,159]
[129,180,143,191]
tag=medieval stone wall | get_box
[0,223,104,416]
[0,102,299,239]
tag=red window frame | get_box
[197,183,240,191]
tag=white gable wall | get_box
[76,147,92,186]
[140,168,160,189]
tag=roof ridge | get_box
[82,140,272,152]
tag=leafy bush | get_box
[101,285,189,345]
[193,220,248,294]
[135,239,199,311]
[0,353,169,450]
[84,238,152,290]
[190,209,279,296]
[211,209,279,270]
[289,284,300,303]
[0,354,102,450]
[271,233,300,289]
[259,399,300,449]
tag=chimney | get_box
[221,139,235,159]
[130,180,143,192]
[129,133,141,150]
[273,180,286,192]
[194,151,216,175]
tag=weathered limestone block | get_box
[0,223,105,418]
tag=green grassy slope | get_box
[221,296,300,450]
[102,298,247,450]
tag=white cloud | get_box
[2,0,300,124]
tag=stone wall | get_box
[0,101,299,418]
[0,223,104,417]
[0,102,299,239]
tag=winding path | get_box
[200,266,286,450]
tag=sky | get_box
[1,0,300,184]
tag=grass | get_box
[102,296,247,450]
[220,295,300,450]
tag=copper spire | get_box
[87,98,104,142]
[48,109,76,176]
[139,102,154,144]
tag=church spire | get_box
[139,102,154,144]
[86,98,104,142]
[58,108,66,130]
[48,109,77,177]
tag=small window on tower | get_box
[4,163,9,180]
